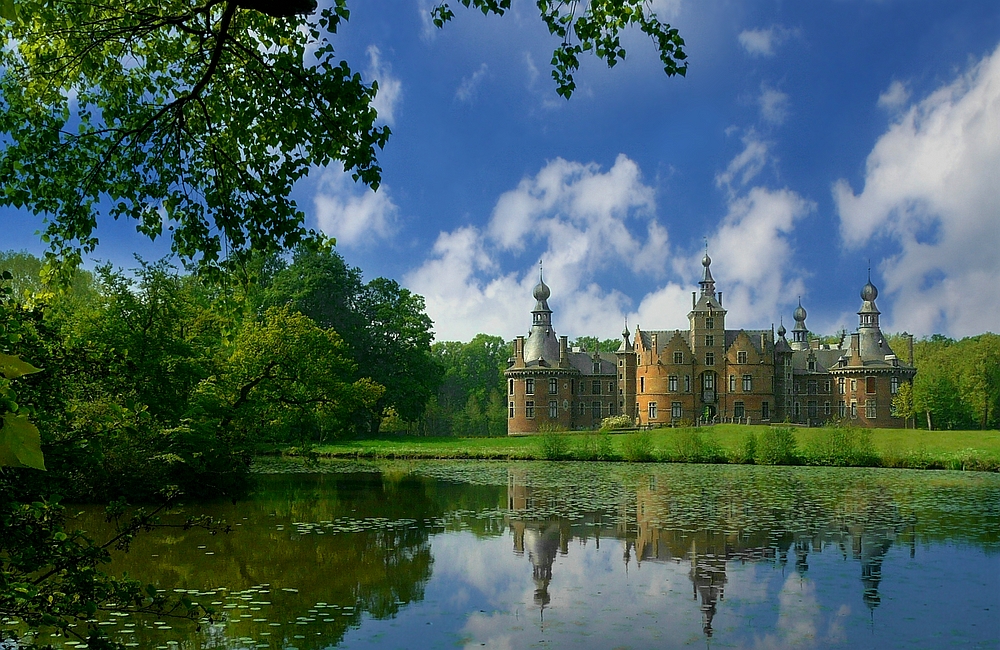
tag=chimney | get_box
[811,338,820,350]
[559,336,568,367]
[652,333,658,354]
[516,336,525,366]
[850,333,861,366]
[906,332,914,366]
[719,291,723,306]
[692,292,696,309]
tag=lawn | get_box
[302,425,1000,471]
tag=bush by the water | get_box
[576,431,614,460]
[621,431,655,462]
[803,426,878,466]
[538,424,571,460]
[754,427,798,465]
[669,428,724,463]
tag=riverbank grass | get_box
[304,425,1000,470]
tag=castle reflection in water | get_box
[505,468,912,638]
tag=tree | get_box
[194,307,384,444]
[262,246,441,434]
[0,1,686,278]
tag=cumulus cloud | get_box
[707,187,813,328]
[456,63,489,103]
[313,166,398,246]
[406,151,809,341]
[834,43,1000,336]
[877,80,910,111]
[366,46,402,125]
[738,25,796,57]
[759,85,790,125]
[406,155,669,341]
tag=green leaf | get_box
[0,0,15,21]
[0,353,42,379]
[0,412,46,470]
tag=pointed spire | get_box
[699,240,716,297]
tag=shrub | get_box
[755,427,798,465]
[804,426,878,467]
[733,431,757,464]
[600,414,634,430]
[670,428,723,463]
[621,430,655,462]
[537,423,570,460]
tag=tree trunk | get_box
[926,410,933,431]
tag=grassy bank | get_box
[295,425,1000,471]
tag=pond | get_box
[59,461,1000,648]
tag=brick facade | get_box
[506,259,915,434]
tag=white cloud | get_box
[456,63,489,103]
[649,0,682,20]
[366,46,402,125]
[406,155,669,341]
[834,43,1000,337]
[313,166,398,246]
[758,85,790,125]
[738,25,795,57]
[406,153,810,341]
[877,79,910,111]
[706,187,813,327]
[716,131,770,190]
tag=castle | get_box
[505,253,916,434]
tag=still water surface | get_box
[74,460,999,649]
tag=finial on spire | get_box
[539,259,543,283]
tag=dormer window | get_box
[808,360,816,371]
[673,351,683,364]
[737,351,747,364]
[593,362,601,374]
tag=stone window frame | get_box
[839,377,846,394]
[761,401,770,420]
[549,400,558,419]
[705,352,715,366]
[525,378,534,395]
[673,351,684,364]
[890,377,899,394]
[705,335,715,347]
[684,375,691,392]
[866,399,876,419]
[706,317,715,329]
[733,401,745,419]
[824,401,831,415]
[866,376,877,394]
[743,374,753,392]
[737,350,747,364]
[549,378,558,395]
[525,401,535,419]
[648,402,658,420]
[669,375,678,392]
[509,378,514,395]
[592,380,601,395]
[592,401,601,419]
[671,402,682,419]
[508,402,514,418]
[729,374,736,392]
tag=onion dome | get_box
[861,278,878,302]
[702,252,712,268]
[793,299,807,323]
[777,323,787,338]
[533,277,551,301]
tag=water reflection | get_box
[56,461,999,649]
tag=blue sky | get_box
[2,0,999,342]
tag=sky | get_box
[2,0,999,343]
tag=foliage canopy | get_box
[0,0,686,278]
